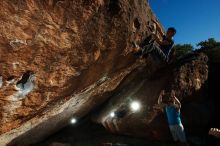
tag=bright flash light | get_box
[130,101,141,112]
[110,112,115,118]
[70,118,77,124]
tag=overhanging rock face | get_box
[0,0,161,145]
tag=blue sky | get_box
[149,0,220,47]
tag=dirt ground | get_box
[33,120,177,146]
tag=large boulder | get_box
[36,51,219,146]
[0,0,162,145]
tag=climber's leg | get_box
[142,42,169,62]
[146,43,168,62]
[142,41,156,53]
[154,46,168,61]
[139,35,153,48]
[132,35,155,57]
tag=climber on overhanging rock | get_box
[154,90,188,146]
[133,19,176,63]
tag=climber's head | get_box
[168,91,177,105]
[167,97,175,105]
[166,27,176,39]
[162,91,174,105]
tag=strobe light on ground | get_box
[130,101,141,112]
[110,112,115,118]
[70,118,77,124]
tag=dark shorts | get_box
[141,41,168,62]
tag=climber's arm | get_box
[153,90,166,112]
[173,96,181,111]
[157,90,164,105]
[152,19,164,37]
[154,35,163,45]
[152,31,170,46]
